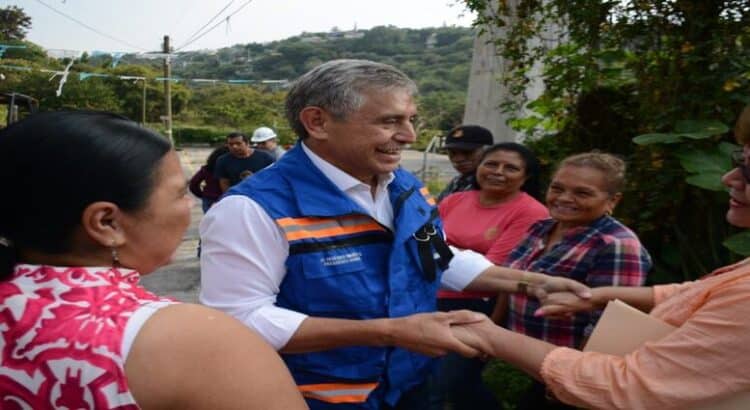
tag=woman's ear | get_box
[608,192,623,212]
[81,201,125,248]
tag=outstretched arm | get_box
[536,286,655,318]
[201,196,484,358]
[462,264,592,300]
[455,276,750,409]
[450,316,555,380]
[284,310,485,357]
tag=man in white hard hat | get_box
[251,126,286,161]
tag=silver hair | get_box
[285,59,418,139]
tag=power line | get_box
[175,0,254,51]
[170,0,200,34]
[33,0,150,52]
[176,0,235,50]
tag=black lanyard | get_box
[413,223,453,282]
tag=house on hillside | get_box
[300,35,326,43]
[425,32,438,49]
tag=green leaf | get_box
[719,141,741,156]
[685,172,726,191]
[723,231,750,256]
[674,120,729,138]
[679,132,720,140]
[632,133,682,145]
[676,149,731,174]
[508,116,542,131]
[599,67,625,77]
[659,244,682,269]
[596,49,627,64]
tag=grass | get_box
[483,360,534,410]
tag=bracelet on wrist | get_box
[516,272,531,295]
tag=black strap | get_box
[413,223,454,282]
[431,233,453,270]
[417,236,436,282]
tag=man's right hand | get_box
[387,310,486,358]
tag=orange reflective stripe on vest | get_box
[419,187,436,206]
[277,215,386,241]
[298,382,379,403]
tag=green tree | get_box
[177,84,289,142]
[0,6,31,40]
[1,25,476,151]
[465,0,750,280]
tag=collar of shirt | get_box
[301,142,395,230]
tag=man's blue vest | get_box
[228,144,447,409]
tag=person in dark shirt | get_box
[190,146,229,212]
[436,125,494,203]
[215,132,274,192]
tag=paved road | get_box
[140,146,457,303]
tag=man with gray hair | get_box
[199,59,589,409]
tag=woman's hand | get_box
[529,273,592,301]
[450,315,496,357]
[534,290,599,319]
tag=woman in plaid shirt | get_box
[450,108,750,410]
[503,152,652,409]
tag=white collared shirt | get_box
[199,142,491,349]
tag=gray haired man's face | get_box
[318,89,418,185]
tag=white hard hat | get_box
[251,126,277,142]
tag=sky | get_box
[11,0,477,53]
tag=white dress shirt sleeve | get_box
[440,247,494,291]
[199,195,308,350]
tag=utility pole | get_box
[162,35,174,145]
[141,79,147,125]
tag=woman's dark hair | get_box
[472,142,543,201]
[0,110,172,277]
[206,146,229,174]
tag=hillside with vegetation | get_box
[170,25,473,95]
[0,15,475,146]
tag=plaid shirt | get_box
[436,173,476,203]
[505,216,651,348]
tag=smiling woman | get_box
[434,142,548,410]
[502,151,652,409]
[448,105,750,410]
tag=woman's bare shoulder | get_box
[125,303,307,410]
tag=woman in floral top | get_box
[0,111,306,409]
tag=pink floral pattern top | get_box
[0,264,174,409]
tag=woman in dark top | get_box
[189,146,229,212]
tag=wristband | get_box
[517,272,531,295]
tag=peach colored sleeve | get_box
[652,282,691,305]
[540,278,750,409]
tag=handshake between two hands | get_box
[402,275,597,359]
